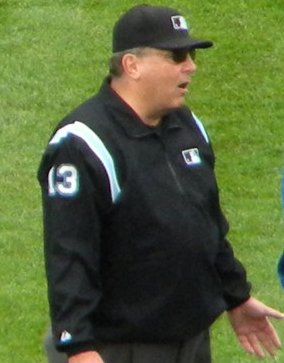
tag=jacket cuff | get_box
[60,343,96,358]
[226,293,251,311]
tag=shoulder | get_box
[176,107,210,144]
[40,88,116,171]
[55,93,105,133]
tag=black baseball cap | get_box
[112,5,213,53]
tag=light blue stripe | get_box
[49,121,121,203]
[192,112,209,143]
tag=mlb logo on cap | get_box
[171,16,188,30]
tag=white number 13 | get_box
[48,164,79,197]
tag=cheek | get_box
[142,61,174,82]
[140,63,179,99]
[160,67,180,89]
[148,70,177,90]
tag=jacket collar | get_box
[98,77,182,138]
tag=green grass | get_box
[1,1,284,362]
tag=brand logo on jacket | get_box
[182,148,201,166]
[60,330,73,344]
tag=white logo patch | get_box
[171,16,188,30]
[182,148,201,166]
[60,330,72,344]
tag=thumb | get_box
[264,306,284,320]
[242,297,284,319]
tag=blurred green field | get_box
[1,1,284,362]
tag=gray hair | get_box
[109,47,147,78]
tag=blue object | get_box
[278,253,284,288]
[277,172,284,288]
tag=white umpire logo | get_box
[171,16,188,30]
[182,148,201,166]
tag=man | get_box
[38,5,284,363]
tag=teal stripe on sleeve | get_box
[50,121,121,203]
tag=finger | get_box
[252,319,282,358]
[238,335,258,357]
[263,319,282,349]
[247,333,266,359]
[256,330,278,357]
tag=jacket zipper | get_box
[156,132,185,195]
[165,151,185,196]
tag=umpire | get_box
[38,5,284,363]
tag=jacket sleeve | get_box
[38,133,113,355]
[190,110,251,310]
[214,203,251,310]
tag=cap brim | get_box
[188,38,213,50]
[156,37,213,51]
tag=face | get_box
[136,47,197,114]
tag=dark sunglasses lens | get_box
[172,49,196,63]
[172,50,188,63]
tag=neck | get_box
[111,77,162,127]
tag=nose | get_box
[182,56,197,74]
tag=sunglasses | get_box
[170,49,196,63]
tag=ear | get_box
[121,53,141,80]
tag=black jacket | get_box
[38,78,251,355]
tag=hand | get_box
[68,351,105,363]
[228,297,284,358]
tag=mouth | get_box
[178,81,189,90]
[178,82,189,95]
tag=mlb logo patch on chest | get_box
[182,148,201,166]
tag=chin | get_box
[160,98,186,114]
[172,99,186,109]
